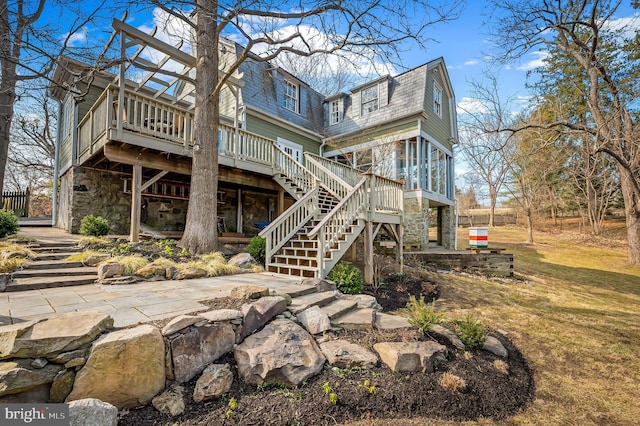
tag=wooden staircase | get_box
[261,148,403,279]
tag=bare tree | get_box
[146,0,463,254]
[487,0,640,262]
[457,72,511,227]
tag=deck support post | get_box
[364,221,374,284]
[277,189,285,216]
[396,223,403,273]
[130,164,142,242]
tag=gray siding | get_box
[246,115,321,155]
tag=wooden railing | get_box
[366,173,404,215]
[304,153,352,199]
[274,146,316,192]
[218,123,274,167]
[259,185,320,263]
[304,152,361,186]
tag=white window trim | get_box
[433,82,443,118]
[284,80,299,113]
[276,137,303,163]
[330,99,341,125]
[361,84,379,115]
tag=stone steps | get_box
[31,252,82,261]
[13,266,98,278]
[320,299,358,320]
[289,291,336,313]
[5,275,98,292]
[24,259,85,270]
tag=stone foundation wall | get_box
[68,167,132,234]
[440,205,456,250]
[403,196,430,250]
[407,252,514,277]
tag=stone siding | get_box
[403,195,430,250]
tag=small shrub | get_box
[403,295,444,331]
[327,261,363,294]
[493,359,509,374]
[247,236,266,264]
[453,315,487,350]
[66,250,110,264]
[200,252,225,264]
[79,215,110,236]
[78,236,110,247]
[0,257,28,273]
[0,209,19,238]
[112,254,149,275]
[438,372,467,393]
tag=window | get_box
[361,85,378,115]
[433,83,442,117]
[330,99,341,125]
[62,96,74,140]
[276,138,303,163]
[284,81,299,113]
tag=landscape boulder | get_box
[374,341,447,373]
[296,306,331,335]
[193,363,233,402]
[161,315,203,336]
[301,277,337,293]
[430,324,465,350]
[198,309,243,323]
[49,369,76,403]
[228,253,257,269]
[97,262,124,279]
[170,323,235,383]
[0,312,113,360]
[239,296,287,341]
[68,398,118,426]
[235,318,325,386]
[66,324,165,409]
[320,340,378,369]
[0,359,63,397]
[82,253,111,267]
[175,267,207,280]
[230,284,270,300]
[483,336,508,358]
[152,384,185,417]
[134,264,167,279]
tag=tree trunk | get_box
[525,207,534,244]
[0,65,17,193]
[488,184,497,227]
[619,167,640,264]
[179,0,219,255]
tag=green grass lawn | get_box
[426,225,640,425]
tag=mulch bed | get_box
[363,271,440,312]
[120,326,534,425]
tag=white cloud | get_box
[464,59,480,66]
[603,13,640,40]
[63,27,88,47]
[516,51,548,71]
[456,97,489,115]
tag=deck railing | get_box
[274,146,316,193]
[366,173,404,215]
[304,152,361,186]
[304,153,352,199]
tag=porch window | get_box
[284,80,299,113]
[361,85,378,115]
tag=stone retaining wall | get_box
[407,252,514,277]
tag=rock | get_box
[83,253,111,267]
[198,309,243,323]
[296,306,331,335]
[152,384,185,417]
[0,359,63,397]
[175,267,207,280]
[0,320,43,358]
[228,253,257,269]
[0,383,51,403]
[134,264,167,279]
[166,266,178,280]
[31,358,48,369]
[193,363,233,402]
[338,294,382,310]
[374,341,447,373]
[0,312,113,360]
[302,277,336,292]
[483,336,508,358]
[319,340,378,369]
[161,315,202,336]
[97,262,124,279]
[269,291,293,305]
[49,369,76,403]
[239,296,287,341]
[170,323,235,383]
[235,318,325,387]
[66,325,165,409]
[65,358,86,369]
[430,324,465,350]
[48,349,89,364]
[230,284,270,300]
[68,398,118,426]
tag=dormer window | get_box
[361,85,378,115]
[433,82,442,117]
[284,80,299,113]
[330,99,341,125]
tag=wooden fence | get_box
[2,189,30,217]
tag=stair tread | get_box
[290,291,336,310]
[320,299,358,319]
[331,307,375,330]
[274,284,317,298]
[6,275,98,291]
[267,263,319,271]
[13,266,98,278]
[25,259,85,269]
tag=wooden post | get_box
[364,221,374,284]
[277,189,285,216]
[130,164,142,242]
[396,223,403,273]
[236,188,243,234]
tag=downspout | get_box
[51,100,62,227]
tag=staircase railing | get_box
[307,177,369,273]
[304,153,353,199]
[274,146,316,193]
[259,185,320,266]
[365,173,404,215]
[304,152,361,186]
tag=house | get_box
[48,18,458,282]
